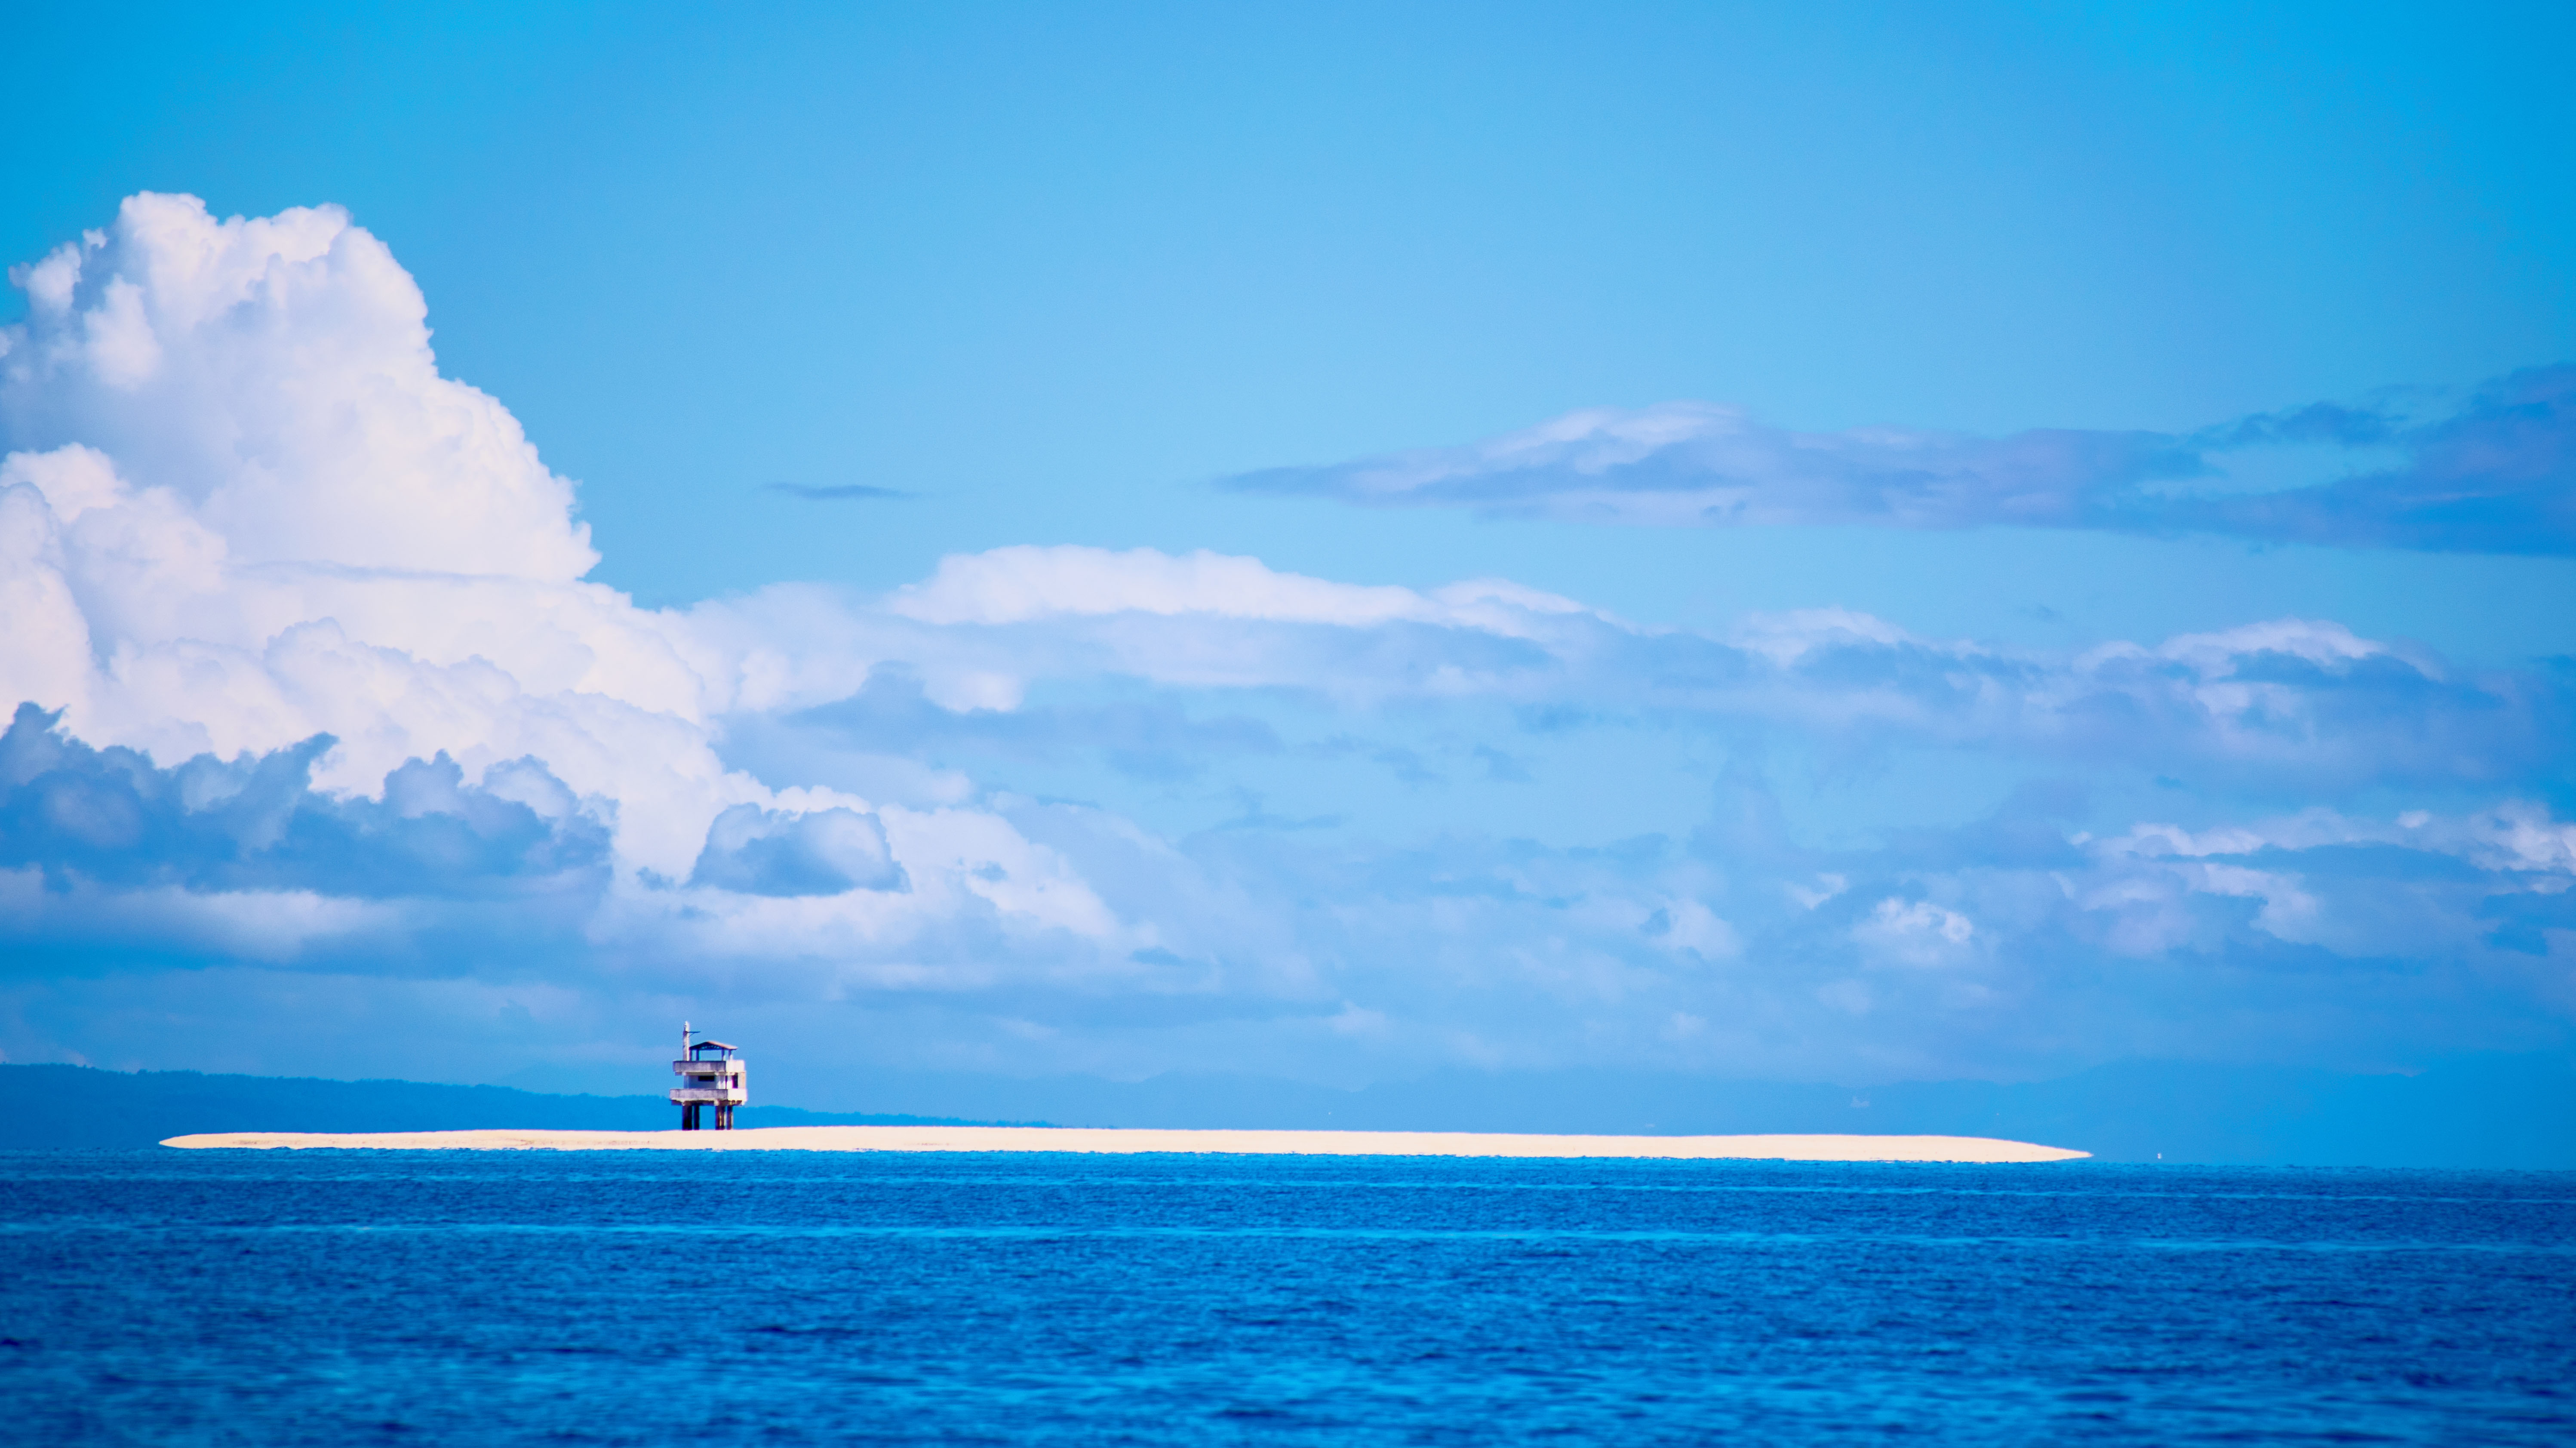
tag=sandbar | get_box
[161,1125,2086,1162]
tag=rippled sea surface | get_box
[4,1150,2571,1445]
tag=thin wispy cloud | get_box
[767,482,915,501]
[1226,367,2576,555]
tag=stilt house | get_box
[670,1022,747,1130]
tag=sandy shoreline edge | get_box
[161,1125,2088,1162]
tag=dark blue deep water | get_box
[3,1151,2570,1444]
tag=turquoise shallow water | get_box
[4,1150,2570,1444]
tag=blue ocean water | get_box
[3,1151,2570,1444]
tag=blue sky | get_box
[1,2,2570,1103]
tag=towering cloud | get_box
[0,195,1079,979]
[4,195,595,579]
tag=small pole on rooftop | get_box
[678,1021,694,1130]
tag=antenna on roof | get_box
[682,1020,692,1056]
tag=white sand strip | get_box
[162,1125,2087,1162]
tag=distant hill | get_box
[5,1054,2569,1166]
[0,1065,1013,1151]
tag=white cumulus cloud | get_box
[0,194,1111,974]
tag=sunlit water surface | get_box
[4,1150,2570,1444]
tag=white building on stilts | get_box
[670,1022,747,1130]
